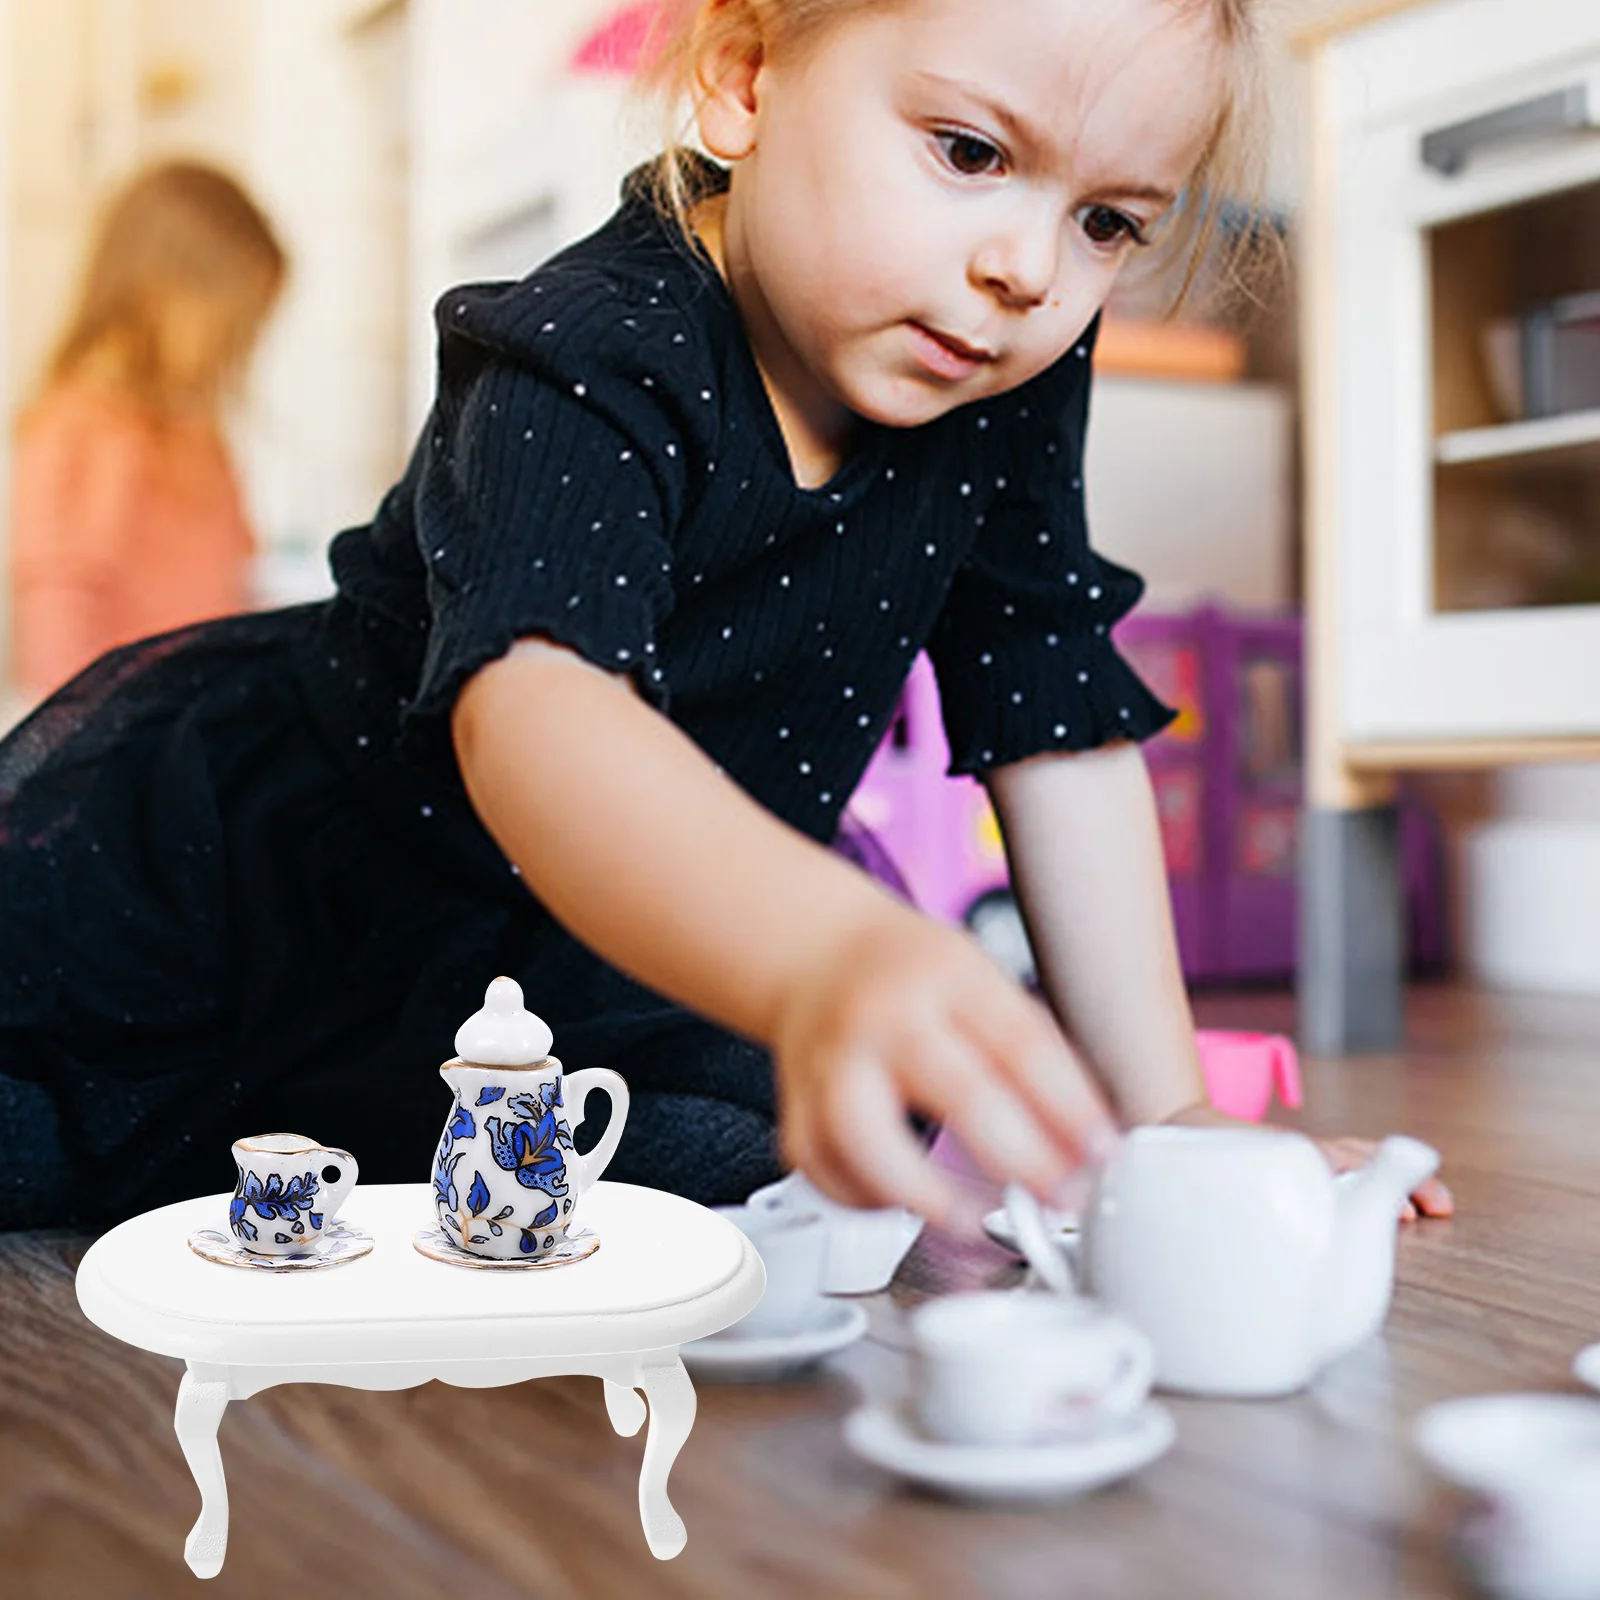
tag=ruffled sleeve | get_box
[401,276,703,732]
[926,317,1175,776]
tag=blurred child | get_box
[9,161,286,700]
[0,0,1449,1231]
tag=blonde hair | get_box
[41,160,287,419]
[639,0,1273,313]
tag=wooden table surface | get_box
[5,982,1599,1599]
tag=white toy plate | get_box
[981,1206,1079,1254]
[844,1399,1174,1501]
[1414,1393,1600,1494]
[187,1220,372,1271]
[682,1300,869,1382]
[1574,1344,1600,1393]
[412,1224,600,1270]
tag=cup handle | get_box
[563,1067,630,1188]
[319,1149,359,1224]
[1098,1318,1156,1416]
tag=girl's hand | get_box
[1162,1102,1454,1221]
[771,904,1121,1230]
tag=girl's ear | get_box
[692,0,765,162]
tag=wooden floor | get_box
[5,983,1599,1599]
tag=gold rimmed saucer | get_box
[187,1220,374,1271]
[412,1223,600,1270]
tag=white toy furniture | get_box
[75,1181,764,1578]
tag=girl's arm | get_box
[988,744,1454,1216]
[985,742,1205,1126]
[454,638,1120,1225]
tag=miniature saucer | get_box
[843,1399,1175,1502]
[188,1220,373,1271]
[982,1206,1079,1254]
[1574,1343,1600,1392]
[412,1223,600,1270]
[1414,1393,1600,1494]
[682,1300,869,1382]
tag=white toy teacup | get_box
[911,1291,1154,1448]
[432,978,628,1261]
[1415,1394,1600,1600]
[746,1172,924,1294]
[229,1134,358,1256]
[713,1204,830,1338]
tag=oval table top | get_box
[76,1181,762,1367]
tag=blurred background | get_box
[0,0,1594,1003]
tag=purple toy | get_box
[838,606,1445,987]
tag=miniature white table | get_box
[75,1181,763,1578]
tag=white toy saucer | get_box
[981,1206,1079,1254]
[412,1224,600,1270]
[682,1300,869,1382]
[1574,1344,1600,1392]
[1414,1393,1600,1494]
[843,1399,1175,1502]
[187,1219,372,1271]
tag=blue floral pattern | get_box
[230,1169,320,1244]
[486,1081,573,1199]
[434,1075,576,1254]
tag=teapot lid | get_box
[454,977,553,1066]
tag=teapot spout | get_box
[1317,1135,1440,1366]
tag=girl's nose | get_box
[972,217,1061,310]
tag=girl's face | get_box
[703,0,1228,445]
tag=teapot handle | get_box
[563,1067,630,1189]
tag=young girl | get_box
[0,0,1450,1231]
[9,161,286,701]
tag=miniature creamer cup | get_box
[911,1291,1154,1448]
[712,1205,830,1338]
[229,1134,358,1256]
[432,978,628,1261]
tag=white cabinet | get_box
[1315,0,1600,746]
[1299,0,1600,1049]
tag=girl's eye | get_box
[935,130,1005,178]
[1080,206,1147,249]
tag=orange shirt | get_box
[9,381,256,698]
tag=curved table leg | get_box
[175,1365,231,1579]
[636,1355,696,1560]
[604,1379,647,1437]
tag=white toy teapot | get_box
[1078,1124,1439,1397]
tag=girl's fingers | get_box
[778,1079,878,1212]
[822,1055,972,1226]
[1412,1176,1455,1217]
[953,990,1118,1165]
[890,1026,1069,1200]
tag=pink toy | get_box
[1194,1030,1303,1122]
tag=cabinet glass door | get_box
[1335,56,1600,744]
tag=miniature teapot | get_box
[1079,1124,1439,1396]
[431,978,628,1261]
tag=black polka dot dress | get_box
[0,160,1170,1227]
